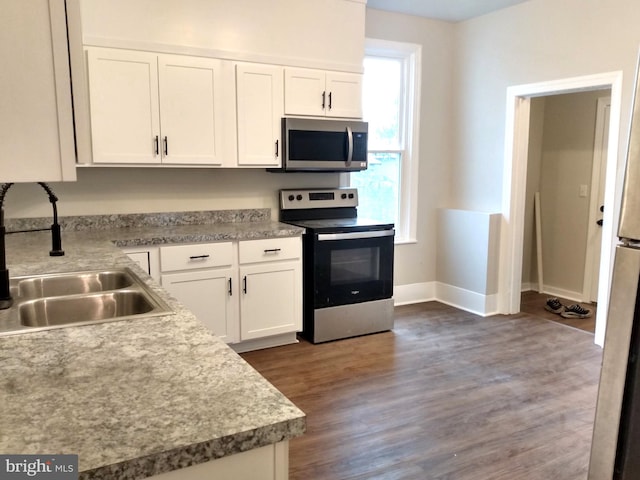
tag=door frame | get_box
[583,96,611,304]
[498,71,623,347]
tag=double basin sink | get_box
[0,268,172,336]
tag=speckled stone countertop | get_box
[0,210,305,479]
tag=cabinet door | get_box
[159,55,224,165]
[162,269,237,344]
[87,47,160,164]
[284,67,326,117]
[240,261,301,340]
[325,72,363,118]
[1,0,76,181]
[123,247,160,282]
[236,63,284,167]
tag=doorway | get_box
[523,91,611,304]
[498,71,623,347]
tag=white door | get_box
[236,63,284,167]
[284,67,326,116]
[87,47,160,164]
[586,97,611,302]
[239,262,301,340]
[325,72,363,118]
[162,268,237,343]
[158,55,224,165]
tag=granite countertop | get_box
[0,211,306,479]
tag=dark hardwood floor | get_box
[241,301,603,480]
[520,291,597,333]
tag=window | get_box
[351,39,421,243]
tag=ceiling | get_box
[366,0,531,22]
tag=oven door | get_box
[313,229,394,308]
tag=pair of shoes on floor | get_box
[544,298,593,319]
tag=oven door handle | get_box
[317,229,394,241]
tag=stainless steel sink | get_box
[19,290,161,327]
[0,268,172,336]
[12,270,134,299]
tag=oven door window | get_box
[314,234,393,308]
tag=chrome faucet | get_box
[0,182,64,309]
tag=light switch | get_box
[579,184,588,197]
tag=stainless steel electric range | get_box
[279,188,395,343]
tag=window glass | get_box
[352,40,419,243]
[362,57,402,150]
[352,152,399,223]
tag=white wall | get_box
[81,0,366,72]
[365,9,454,287]
[452,0,640,216]
[3,168,341,219]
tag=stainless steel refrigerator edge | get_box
[589,53,640,480]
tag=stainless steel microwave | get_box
[274,118,368,172]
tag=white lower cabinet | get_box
[238,237,302,343]
[162,268,238,344]
[123,246,160,282]
[152,237,301,350]
[146,441,289,480]
[159,242,238,344]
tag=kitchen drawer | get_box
[239,237,301,264]
[160,242,234,272]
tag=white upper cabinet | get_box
[1,0,77,182]
[87,47,227,166]
[325,72,364,118]
[235,63,284,167]
[284,68,363,119]
[87,48,159,164]
[158,55,226,165]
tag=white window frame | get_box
[354,38,421,244]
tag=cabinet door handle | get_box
[263,248,281,254]
[228,278,233,296]
[189,254,210,260]
[275,139,279,157]
[163,136,168,156]
[243,276,247,294]
[322,91,326,109]
[328,91,332,110]
[154,135,159,155]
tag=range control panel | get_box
[280,188,358,210]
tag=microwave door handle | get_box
[346,126,354,166]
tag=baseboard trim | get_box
[393,282,436,306]
[435,282,499,317]
[540,286,583,303]
[393,282,498,316]
[230,332,299,353]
